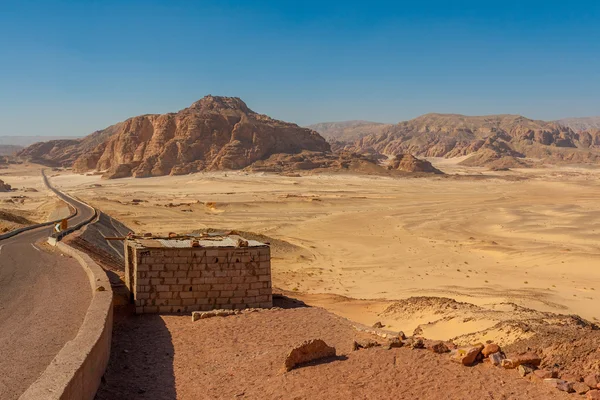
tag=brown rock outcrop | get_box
[0,179,11,192]
[284,339,336,372]
[387,154,444,174]
[20,96,330,178]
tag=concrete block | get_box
[156,285,170,292]
[247,289,259,296]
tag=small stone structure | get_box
[124,234,272,314]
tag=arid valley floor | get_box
[45,160,600,334]
[2,160,600,399]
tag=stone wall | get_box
[126,243,272,313]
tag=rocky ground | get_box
[95,302,578,400]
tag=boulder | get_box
[533,370,557,380]
[517,364,535,377]
[587,390,600,400]
[284,339,336,372]
[544,379,574,393]
[429,341,450,354]
[502,352,542,369]
[452,344,484,366]
[352,339,381,351]
[387,337,404,349]
[410,338,425,349]
[372,321,384,329]
[574,382,590,395]
[482,343,500,357]
[585,374,600,389]
[489,352,506,366]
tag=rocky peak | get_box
[187,95,252,114]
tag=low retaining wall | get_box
[19,240,113,400]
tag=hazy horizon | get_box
[1,1,599,136]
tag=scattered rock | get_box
[482,343,500,357]
[284,339,336,372]
[502,352,541,369]
[372,321,384,329]
[544,379,574,393]
[192,309,238,321]
[387,337,404,349]
[352,339,381,351]
[517,364,535,377]
[585,374,600,389]
[488,352,506,366]
[452,344,484,366]
[574,382,591,395]
[533,369,556,380]
[411,338,425,349]
[397,331,406,340]
[429,341,450,354]
[587,390,600,400]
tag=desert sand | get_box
[0,164,71,232]
[47,161,600,342]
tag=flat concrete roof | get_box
[127,234,267,249]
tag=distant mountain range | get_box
[309,114,600,168]
[0,145,23,156]
[0,135,80,147]
[16,100,600,175]
[555,117,600,132]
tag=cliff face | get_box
[20,96,330,178]
[342,114,600,167]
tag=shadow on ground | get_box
[95,308,176,400]
[273,293,310,309]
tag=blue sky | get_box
[1,0,599,136]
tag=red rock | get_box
[517,364,535,377]
[284,339,336,372]
[452,345,484,366]
[489,352,505,366]
[429,341,450,354]
[502,352,541,369]
[585,374,600,389]
[544,379,574,393]
[574,382,590,395]
[482,343,500,357]
[587,390,600,400]
[533,370,556,379]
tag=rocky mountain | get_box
[307,120,390,143]
[20,96,331,178]
[18,123,123,167]
[556,116,600,132]
[339,113,600,167]
[0,136,80,147]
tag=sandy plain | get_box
[0,164,71,231]
[45,160,600,342]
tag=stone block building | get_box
[124,235,272,314]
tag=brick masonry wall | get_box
[127,244,272,314]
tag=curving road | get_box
[0,171,96,399]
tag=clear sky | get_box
[1,0,599,136]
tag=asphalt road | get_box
[0,172,96,399]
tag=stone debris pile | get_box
[350,325,600,398]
